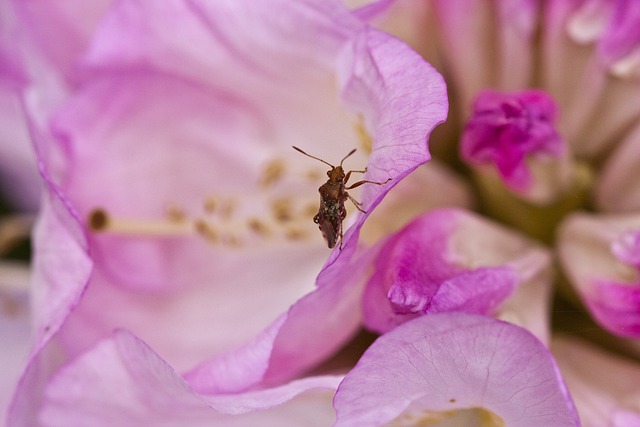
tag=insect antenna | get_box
[292,146,335,168]
[339,149,357,167]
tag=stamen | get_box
[165,203,186,222]
[271,197,293,222]
[305,169,322,182]
[203,195,217,214]
[303,202,318,218]
[260,158,286,187]
[284,226,308,240]
[194,219,219,242]
[219,198,236,219]
[88,209,194,236]
[247,218,271,236]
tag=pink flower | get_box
[6,0,449,424]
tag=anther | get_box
[284,226,308,240]
[87,208,194,236]
[271,197,293,222]
[260,158,286,187]
[88,209,109,231]
[194,219,219,243]
[203,195,217,214]
[219,199,236,219]
[306,169,322,182]
[165,203,186,222]
[247,218,271,236]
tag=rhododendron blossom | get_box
[3,0,640,425]
[1,0,462,425]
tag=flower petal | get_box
[362,208,553,342]
[596,122,640,213]
[558,212,640,337]
[38,330,339,427]
[184,246,375,393]
[543,0,640,158]
[552,335,640,427]
[333,313,580,427]
[431,0,537,114]
[333,24,448,255]
[11,0,111,79]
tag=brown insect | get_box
[293,146,391,249]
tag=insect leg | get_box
[346,193,366,213]
[345,177,392,190]
[344,168,367,185]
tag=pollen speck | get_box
[284,227,308,240]
[303,202,318,218]
[247,218,271,236]
[260,158,286,187]
[306,169,322,182]
[194,219,219,243]
[220,199,236,219]
[271,197,293,222]
[203,195,217,214]
[165,203,186,222]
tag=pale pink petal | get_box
[596,122,640,213]
[11,0,112,80]
[431,0,537,115]
[29,192,93,352]
[334,313,580,427]
[184,247,375,393]
[552,335,640,427]
[558,212,640,337]
[38,330,339,427]
[543,0,640,158]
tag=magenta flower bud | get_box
[461,89,565,195]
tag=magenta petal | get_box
[334,313,580,427]
[362,209,519,333]
[461,89,565,192]
[38,330,340,426]
[597,0,640,73]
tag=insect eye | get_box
[326,170,332,177]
